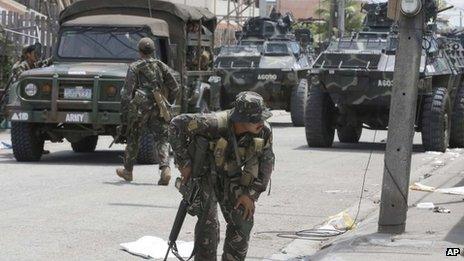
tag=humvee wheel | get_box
[137,132,160,164]
[337,123,362,143]
[11,122,44,162]
[421,87,451,152]
[291,78,308,126]
[305,86,335,147]
[71,135,98,153]
[450,87,464,148]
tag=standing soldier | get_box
[1,43,52,124]
[169,91,275,260]
[116,37,179,185]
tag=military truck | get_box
[214,12,313,126]
[304,2,464,152]
[5,0,218,161]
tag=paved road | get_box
[0,112,455,260]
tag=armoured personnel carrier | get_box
[214,12,313,126]
[5,0,218,161]
[305,2,464,152]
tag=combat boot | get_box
[158,166,171,186]
[116,168,133,182]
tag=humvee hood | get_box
[21,62,129,78]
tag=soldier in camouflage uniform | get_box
[116,37,179,185]
[169,91,275,260]
[1,43,52,123]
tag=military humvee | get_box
[214,13,313,126]
[5,0,218,161]
[305,2,464,152]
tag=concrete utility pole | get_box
[338,0,345,37]
[378,0,425,234]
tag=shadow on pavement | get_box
[103,181,156,186]
[0,150,124,166]
[109,202,177,210]
[445,216,464,245]
[294,142,424,153]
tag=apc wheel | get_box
[11,122,44,162]
[137,132,160,164]
[421,87,451,152]
[291,78,308,126]
[71,135,98,153]
[305,86,335,147]
[450,87,464,148]
[337,123,362,143]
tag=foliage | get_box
[0,27,15,90]
[312,0,364,43]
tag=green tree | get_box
[312,0,364,43]
[0,26,14,90]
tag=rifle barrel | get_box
[438,5,454,14]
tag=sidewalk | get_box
[267,149,464,261]
[308,153,464,261]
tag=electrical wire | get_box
[257,130,378,240]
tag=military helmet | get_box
[138,37,155,54]
[230,91,272,123]
[24,42,42,56]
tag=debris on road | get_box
[416,202,435,209]
[0,141,12,150]
[436,186,464,196]
[410,182,436,192]
[321,211,356,231]
[410,182,464,196]
[120,236,193,259]
[432,160,445,167]
[433,207,451,214]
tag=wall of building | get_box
[167,0,260,19]
[276,0,321,19]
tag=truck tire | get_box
[421,87,451,152]
[71,135,98,153]
[291,78,308,126]
[11,122,44,162]
[137,132,160,164]
[337,123,362,143]
[305,86,335,147]
[450,87,464,148]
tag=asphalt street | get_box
[0,112,455,260]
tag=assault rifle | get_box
[164,136,209,261]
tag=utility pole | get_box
[337,0,345,37]
[378,0,425,234]
[460,11,463,28]
[259,0,267,17]
[329,0,337,39]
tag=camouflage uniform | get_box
[121,57,179,173]
[169,92,275,261]
[1,56,52,120]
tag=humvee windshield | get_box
[57,27,160,60]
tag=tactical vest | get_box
[134,59,162,93]
[131,59,172,122]
[210,111,265,187]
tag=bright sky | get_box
[443,0,464,27]
[369,0,464,27]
